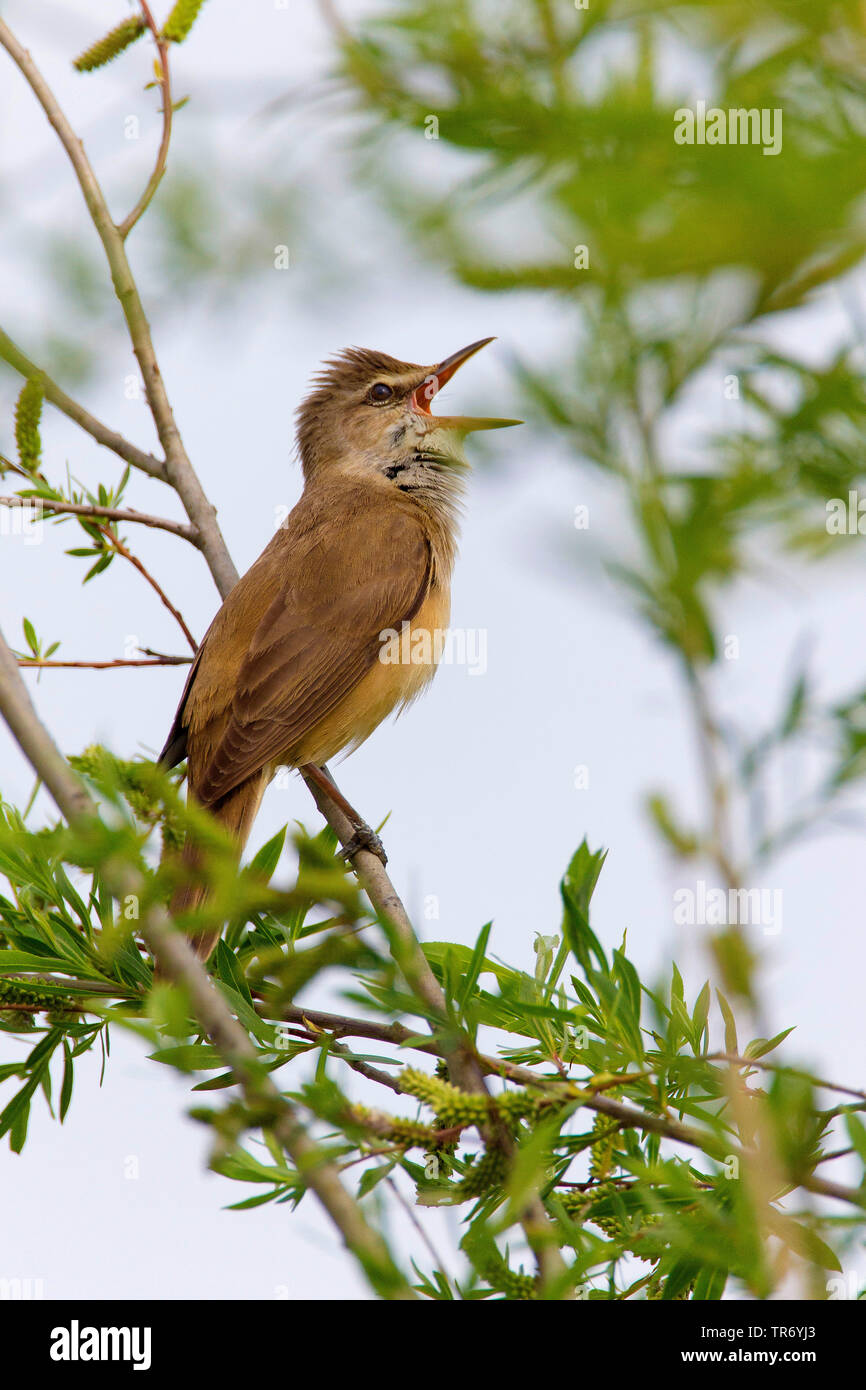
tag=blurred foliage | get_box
[325,0,866,883]
[1,765,862,1298]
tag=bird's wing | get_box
[185,497,431,805]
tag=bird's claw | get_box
[340,823,388,866]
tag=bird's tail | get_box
[167,771,269,964]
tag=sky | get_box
[0,0,864,1300]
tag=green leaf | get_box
[60,1040,74,1122]
[844,1113,866,1165]
[248,825,287,883]
[716,989,739,1055]
[358,1158,398,1197]
[693,981,711,1042]
[83,552,114,583]
[0,1072,41,1143]
[9,1096,32,1154]
[744,1028,795,1060]
[457,920,492,1013]
[214,939,254,1009]
[422,941,509,987]
[226,1188,287,1211]
[560,841,608,975]
[149,1043,223,1072]
[692,1266,727,1300]
[662,1259,699,1299]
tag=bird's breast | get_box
[286,584,451,767]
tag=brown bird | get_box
[159,337,518,960]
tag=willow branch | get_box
[271,1003,866,1209]
[0,494,200,544]
[117,3,173,240]
[684,659,739,889]
[706,1053,866,1103]
[17,656,190,669]
[0,21,239,600]
[0,327,165,480]
[0,622,413,1300]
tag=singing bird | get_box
[159,337,518,959]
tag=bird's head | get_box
[296,339,520,499]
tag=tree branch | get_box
[271,1003,866,1210]
[0,327,165,480]
[117,3,173,240]
[300,772,572,1292]
[0,494,200,545]
[0,621,414,1300]
[17,656,190,669]
[0,21,239,600]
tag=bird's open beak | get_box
[411,337,522,432]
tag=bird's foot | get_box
[339,822,388,866]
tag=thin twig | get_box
[706,1052,866,1103]
[118,3,173,239]
[0,494,200,544]
[684,660,739,890]
[385,1174,453,1283]
[0,22,239,599]
[17,656,190,669]
[0,327,164,480]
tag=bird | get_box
[159,337,519,961]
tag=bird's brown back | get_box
[161,474,448,807]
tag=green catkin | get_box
[588,1113,618,1183]
[399,1067,550,1130]
[0,976,53,1008]
[399,1067,489,1128]
[495,1089,546,1124]
[454,1145,508,1198]
[69,748,184,847]
[556,1181,664,1262]
[347,1105,438,1149]
[73,18,146,72]
[0,977,79,1013]
[162,0,209,43]
[478,1254,539,1300]
[14,379,43,473]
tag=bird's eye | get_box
[369,382,393,403]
